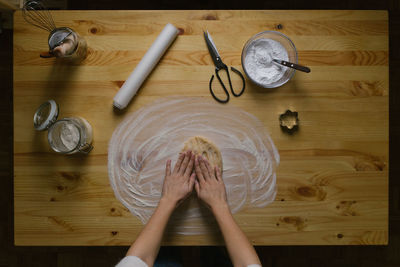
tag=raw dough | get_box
[182,136,223,172]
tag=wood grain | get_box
[14,50,389,66]
[13,10,388,246]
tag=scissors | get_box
[204,31,245,103]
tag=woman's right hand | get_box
[194,155,228,212]
[194,157,262,267]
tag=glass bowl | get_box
[241,31,298,88]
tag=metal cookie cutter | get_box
[279,110,299,133]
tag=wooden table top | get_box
[13,10,388,246]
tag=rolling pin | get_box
[113,23,179,109]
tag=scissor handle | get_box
[210,68,230,103]
[229,67,246,97]
[209,65,246,103]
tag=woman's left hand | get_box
[161,150,196,207]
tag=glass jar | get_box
[45,27,87,62]
[33,100,93,154]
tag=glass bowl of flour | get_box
[241,31,297,88]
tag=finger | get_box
[199,156,211,180]
[194,156,205,182]
[205,160,215,180]
[173,152,185,173]
[165,160,171,177]
[188,173,196,189]
[184,153,195,177]
[178,151,191,174]
[215,166,222,182]
[194,179,200,194]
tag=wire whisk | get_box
[22,0,56,32]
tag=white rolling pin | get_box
[113,23,179,109]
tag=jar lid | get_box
[48,27,73,51]
[33,100,59,131]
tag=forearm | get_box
[127,198,175,266]
[212,205,261,267]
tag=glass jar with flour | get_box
[33,100,93,154]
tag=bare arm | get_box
[126,151,195,266]
[194,156,261,267]
[212,204,261,267]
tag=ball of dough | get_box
[182,136,223,172]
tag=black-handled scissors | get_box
[204,31,245,103]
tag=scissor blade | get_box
[204,31,221,67]
[206,31,220,58]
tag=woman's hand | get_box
[161,150,196,207]
[127,150,195,266]
[194,156,228,212]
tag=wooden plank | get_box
[16,170,387,203]
[14,50,389,67]
[13,10,388,245]
[13,19,389,36]
[13,65,389,81]
[14,35,389,51]
[13,80,389,97]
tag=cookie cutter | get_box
[279,110,299,133]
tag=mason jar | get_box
[45,27,87,62]
[33,100,93,154]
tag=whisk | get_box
[22,0,56,32]
[22,0,87,60]
[22,0,76,57]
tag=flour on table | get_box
[108,97,279,235]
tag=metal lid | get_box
[33,100,59,131]
[48,27,73,51]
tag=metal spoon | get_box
[273,59,311,73]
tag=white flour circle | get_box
[108,97,279,235]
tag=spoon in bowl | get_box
[273,59,311,73]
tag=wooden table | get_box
[13,10,388,246]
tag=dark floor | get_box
[1,1,400,266]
